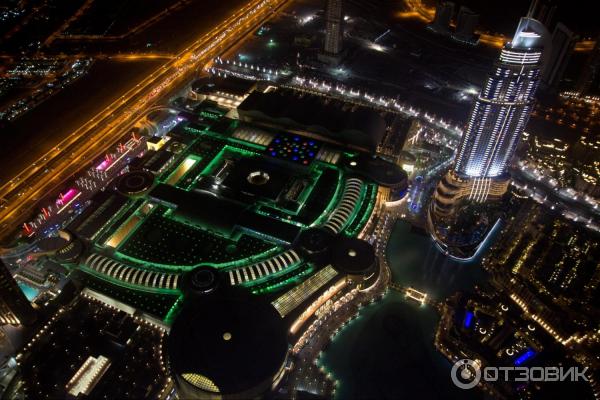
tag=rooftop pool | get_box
[18,281,39,302]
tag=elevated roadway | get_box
[0,0,291,240]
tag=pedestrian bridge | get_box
[389,282,440,309]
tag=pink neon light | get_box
[96,159,111,171]
[60,188,78,203]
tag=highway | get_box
[0,0,290,240]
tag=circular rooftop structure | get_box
[247,170,270,186]
[146,107,178,124]
[36,236,69,253]
[343,154,408,188]
[330,236,377,276]
[179,266,222,297]
[115,170,155,196]
[36,231,83,263]
[53,239,84,264]
[295,228,335,261]
[168,291,288,399]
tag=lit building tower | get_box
[428,16,550,259]
[0,260,36,326]
[322,0,343,62]
[436,17,550,211]
[456,19,550,179]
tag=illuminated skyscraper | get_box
[0,260,36,326]
[323,0,343,56]
[455,18,548,180]
[433,17,550,213]
[428,16,550,259]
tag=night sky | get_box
[452,0,597,37]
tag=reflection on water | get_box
[387,222,487,301]
[320,220,486,399]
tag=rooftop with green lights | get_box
[53,102,406,322]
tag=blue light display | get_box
[464,310,474,329]
[514,349,536,366]
[266,133,322,165]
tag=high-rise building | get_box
[542,23,575,89]
[452,6,479,45]
[0,260,36,326]
[535,3,556,28]
[452,17,549,183]
[428,1,455,35]
[323,0,343,56]
[428,17,550,259]
[527,0,558,29]
[577,34,600,96]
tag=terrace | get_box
[17,294,169,399]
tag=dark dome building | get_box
[295,227,335,264]
[37,230,83,264]
[329,236,379,289]
[167,288,289,399]
[115,170,155,196]
[179,266,222,298]
[342,154,408,189]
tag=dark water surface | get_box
[320,221,487,399]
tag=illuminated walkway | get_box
[388,282,441,309]
[226,249,302,286]
[323,178,364,234]
[84,253,179,292]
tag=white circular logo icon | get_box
[451,359,481,389]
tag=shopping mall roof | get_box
[237,90,386,152]
[168,288,288,396]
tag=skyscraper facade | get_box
[323,0,343,56]
[452,6,479,45]
[432,17,550,214]
[455,19,547,180]
[542,23,575,89]
[428,1,455,35]
[577,34,600,96]
[0,260,36,326]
